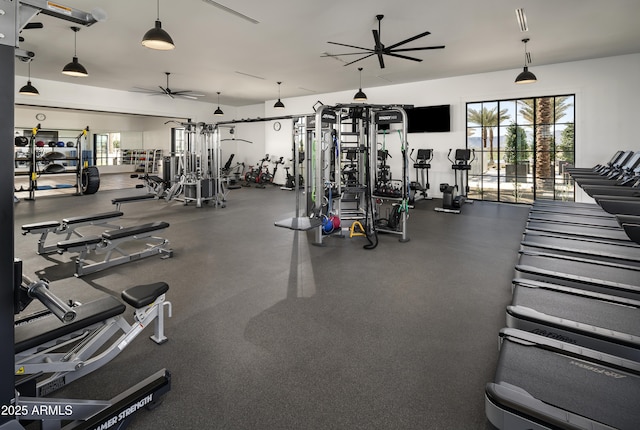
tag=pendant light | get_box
[515,38,537,84]
[62,27,88,77]
[353,67,367,101]
[19,60,39,96]
[142,0,175,50]
[274,82,285,109]
[214,92,224,116]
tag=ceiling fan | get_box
[133,72,205,100]
[324,14,445,69]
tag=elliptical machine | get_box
[410,148,433,202]
[435,148,475,214]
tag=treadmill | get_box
[564,150,623,175]
[485,328,640,430]
[507,278,640,362]
[526,211,622,229]
[525,219,632,244]
[520,231,640,266]
[515,250,640,300]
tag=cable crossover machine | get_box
[275,103,412,249]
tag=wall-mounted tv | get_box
[406,105,451,133]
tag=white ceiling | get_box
[15,0,640,107]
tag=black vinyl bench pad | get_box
[56,222,170,250]
[62,211,123,225]
[102,222,169,241]
[22,221,61,233]
[15,296,126,354]
[121,282,169,308]
[111,194,156,204]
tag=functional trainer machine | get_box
[435,148,475,214]
[308,104,411,246]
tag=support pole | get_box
[0,3,17,425]
[1,2,97,426]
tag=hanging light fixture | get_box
[142,0,175,50]
[62,27,88,77]
[353,67,367,101]
[19,60,39,96]
[515,38,537,84]
[274,82,285,109]
[214,92,224,116]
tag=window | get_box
[466,95,575,203]
[94,133,122,166]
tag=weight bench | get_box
[111,193,156,211]
[21,211,124,255]
[16,281,171,397]
[57,221,173,277]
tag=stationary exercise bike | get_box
[410,148,433,202]
[281,158,304,190]
[435,148,475,214]
[243,154,270,187]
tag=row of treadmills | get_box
[485,150,640,429]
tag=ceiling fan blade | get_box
[131,87,161,94]
[327,41,373,52]
[385,31,431,51]
[322,52,375,57]
[177,95,199,100]
[372,29,382,49]
[371,29,385,68]
[390,45,446,53]
[173,91,205,97]
[385,52,423,62]
[343,53,375,67]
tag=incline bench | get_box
[57,221,173,277]
[16,281,171,397]
[22,211,124,255]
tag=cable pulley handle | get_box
[24,277,76,323]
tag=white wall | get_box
[259,53,640,201]
[15,53,640,200]
[14,78,236,173]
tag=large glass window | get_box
[466,95,575,203]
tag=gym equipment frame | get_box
[312,104,411,246]
[14,125,99,201]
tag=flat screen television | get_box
[406,105,450,133]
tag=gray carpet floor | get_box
[13,180,530,429]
